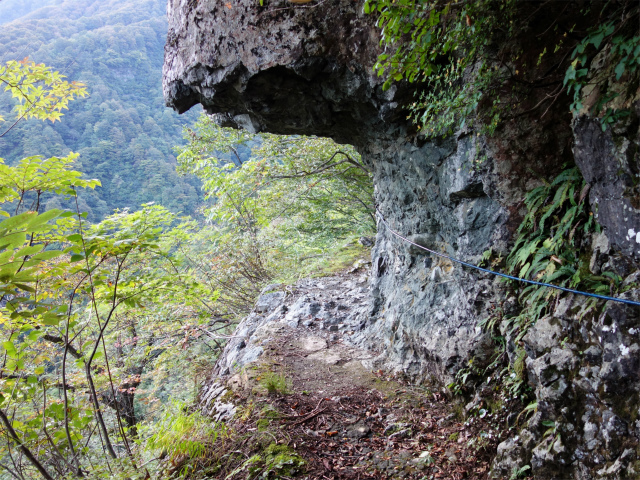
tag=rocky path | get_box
[192,268,507,479]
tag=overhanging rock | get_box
[163,3,640,478]
[162,0,510,386]
[163,0,408,146]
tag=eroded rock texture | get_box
[164,0,392,146]
[492,276,640,479]
[163,2,640,478]
[353,135,508,382]
[163,0,538,386]
[573,101,640,259]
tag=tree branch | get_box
[43,335,82,359]
[0,408,55,480]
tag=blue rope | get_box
[375,209,640,308]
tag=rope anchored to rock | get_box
[375,208,640,307]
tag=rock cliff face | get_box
[164,0,387,145]
[163,0,550,385]
[573,103,640,259]
[163,1,640,478]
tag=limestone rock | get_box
[164,0,393,146]
[255,291,286,313]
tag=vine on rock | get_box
[364,0,640,137]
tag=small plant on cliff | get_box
[363,0,518,137]
[510,464,531,479]
[146,403,223,458]
[259,370,291,396]
[364,0,640,136]
[502,167,621,344]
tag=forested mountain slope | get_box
[0,0,202,220]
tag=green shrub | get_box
[143,402,226,462]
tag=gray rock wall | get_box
[163,0,392,146]
[493,279,640,480]
[163,2,640,478]
[573,101,640,259]
[163,0,514,385]
[352,134,508,383]
[493,81,640,479]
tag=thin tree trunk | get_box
[0,408,55,480]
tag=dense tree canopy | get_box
[0,55,224,480]
[0,38,376,478]
[0,0,202,221]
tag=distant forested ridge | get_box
[0,0,202,221]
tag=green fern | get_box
[144,402,226,462]
[499,167,624,394]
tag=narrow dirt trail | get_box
[194,269,507,479]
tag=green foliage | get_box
[261,443,306,477]
[230,443,306,479]
[144,402,225,462]
[0,153,101,209]
[363,0,517,137]
[472,167,631,400]
[564,6,640,129]
[0,59,221,480]
[0,0,202,221]
[502,168,616,344]
[0,58,87,125]
[516,401,538,427]
[177,114,374,238]
[510,464,531,480]
[462,167,632,403]
[259,371,290,396]
[363,0,513,88]
[175,115,374,296]
[0,163,221,478]
[512,348,526,383]
[541,419,560,452]
[447,357,479,396]
[365,0,639,137]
